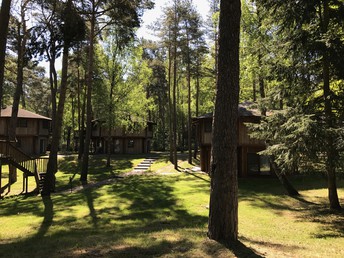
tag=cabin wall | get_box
[238,122,265,146]
[0,119,6,135]
[124,138,143,154]
[195,116,269,177]
[93,126,152,138]
[17,137,34,154]
[93,137,149,154]
[0,118,50,156]
[16,119,37,136]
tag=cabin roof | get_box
[194,102,262,121]
[0,106,51,120]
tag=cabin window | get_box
[114,139,120,153]
[17,119,28,128]
[128,139,134,148]
[42,120,50,129]
[204,121,212,132]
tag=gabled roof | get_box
[0,106,51,120]
[193,102,262,121]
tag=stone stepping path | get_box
[133,157,158,172]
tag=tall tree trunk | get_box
[80,8,95,184]
[187,27,192,164]
[71,95,75,151]
[48,52,58,129]
[168,35,173,163]
[271,160,299,196]
[78,83,86,160]
[47,42,58,171]
[208,0,241,245]
[106,69,116,168]
[193,65,200,159]
[252,72,256,101]
[321,1,341,210]
[257,51,266,116]
[0,0,12,112]
[9,5,28,142]
[172,0,178,170]
[42,42,70,196]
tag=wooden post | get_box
[9,164,17,184]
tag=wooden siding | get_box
[92,126,150,138]
[238,122,264,147]
[0,118,50,155]
[124,139,143,154]
[195,115,269,177]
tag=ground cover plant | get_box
[0,155,343,257]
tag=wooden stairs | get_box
[0,140,48,195]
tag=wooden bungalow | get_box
[0,106,50,196]
[75,120,154,155]
[0,106,51,155]
[193,103,270,177]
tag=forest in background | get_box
[1,0,344,207]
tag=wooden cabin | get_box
[0,106,51,155]
[193,103,270,177]
[75,120,154,155]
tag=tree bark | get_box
[168,39,173,163]
[106,66,116,168]
[193,65,200,159]
[80,6,95,184]
[172,0,178,170]
[0,0,12,112]
[9,5,29,141]
[208,0,241,245]
[42,42,70,196]
[78,82,86,160]
[271,160,299,196]
[321,0,341,210]
[187,24,192,164]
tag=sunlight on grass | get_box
[1,155,344,257]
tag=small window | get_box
[42,120,50,129]
[17,119,28,128]
[204,120,212,132]
[128,139,134,148]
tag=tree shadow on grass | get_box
[82,186,98,228]
[230,240,265,258]
[240,236,306,255]
[35,196,54,238]
[182,169,210,183]
[0,174,256,257]
[240,178,344,240]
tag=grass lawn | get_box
[0,153,344,257]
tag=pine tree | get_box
[256,0,344,210]
[0,0,12,111]
[208,0,241,244]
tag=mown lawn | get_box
[0,154,344,257]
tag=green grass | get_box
[1,154,146,195]
[1,154,344,257]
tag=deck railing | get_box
[0,140,48,177]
